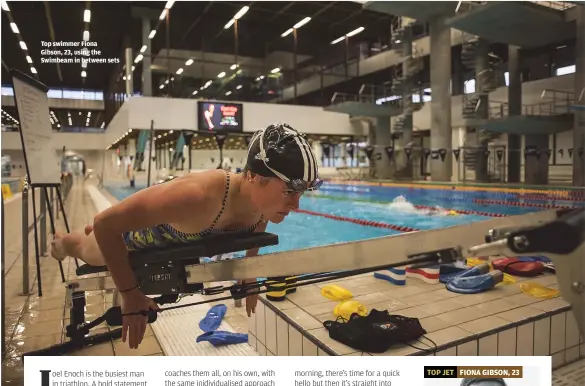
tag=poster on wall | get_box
[197,101,243,133]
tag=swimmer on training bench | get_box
[50,123,322,349]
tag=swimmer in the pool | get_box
[50,123,322,349]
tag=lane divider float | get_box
[473,199,575,210]
[294,209,419,232]
[518,194,585,203]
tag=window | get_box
[464,79,476,94]
[556,65,575,76]
[47,89,63,98]
[1,86,14,96]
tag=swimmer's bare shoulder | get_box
[94,170,225,234]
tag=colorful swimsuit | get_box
[122,172,264,251]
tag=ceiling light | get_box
[140,45,147,53]
[230,64,238,70]
[234,6,249,20]
[26,56,32,63]
[236,85,242,90]
[134,54,143,63]
[224,19,235,29]
[347,27,364,37]
[176,68,183,74]
[30,67,37,74]
[84,9,91,23]
[149,30,157,39]
[159,9,167,20]
[225,91,232,96]
[165,1,175,9]
[294,17,311,29]
[83,30,89,41]
[159,84,164,89]
[218,72,226,78]
[270,68,280,74]
[186,59,193,66]
[192,91,198,95]
[1,1,9,11]
[82,60,87,68]
[19,41,27,50]
[281,28,293,37]
[331,36,344,45]
[10,23,19,34]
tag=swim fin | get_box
[446,271,503,294]
[196,331,249,347]
[520,282,560,299]
[199,304,227,333]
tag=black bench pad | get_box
[75,232,278,276]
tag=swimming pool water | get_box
[104,181,579,254]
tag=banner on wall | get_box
[496,149,503,162]
[423,148,430,160]
[438,148,446,162]
[170,133,186,170]
[364,145,374,160]
[321,143,331,158]
[134,130,150,170]
[405,147,412,160]
[568,148,574,158]
[347,144,355,159]
[546,149,552,160]
[430,149,439,160]
[558,148,564,157]
[452,149,460,161]
[384,146,394,159]
[483,149,490,159]
[524,145,536,158]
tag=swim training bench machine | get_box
[22,206,585,356]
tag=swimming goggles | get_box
[254,125,322,193]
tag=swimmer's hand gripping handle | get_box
[105,307,158,326]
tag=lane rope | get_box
[473,198,576,210]
[294,209,420,232]
[308,193,507,217]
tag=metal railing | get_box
[330,91,378,105]
[530,1,577,11]
[486,89,576,119]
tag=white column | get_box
[312,141,323,167]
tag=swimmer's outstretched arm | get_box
[92,175,217,292]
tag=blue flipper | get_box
[199,304,227,333]
[196,331,249,347]
[446,271,503,294]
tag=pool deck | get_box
[250,270,582,362]
[1,176,584,384]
